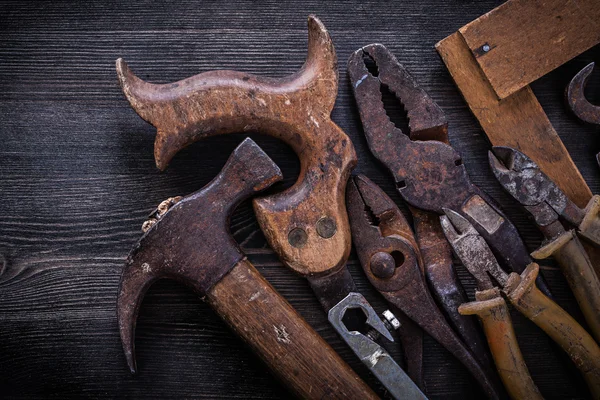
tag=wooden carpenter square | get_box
[436,32,592,208]
[458,0,600,99]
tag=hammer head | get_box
[117,138,282,373]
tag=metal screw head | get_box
[288,227,308,248]
[482,44,490,52]
[370,251,396,279]
[316,217,337,238]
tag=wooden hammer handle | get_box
[459,289,542,400]
[206,258,378,399]
[507,264,600,399]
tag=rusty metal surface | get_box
[347,43,552,297]
[411,209,496,383]
[307,266,357,312]
[346,174,502,400]
[440,210,509,291]
[489,147,583,233]
[115,17,420,394]
[116,15,356,280]
[489,146,600,344]
[442,210,600,399]
[328,293,427,400]
[117,138,282,373]
[566,62,600,125]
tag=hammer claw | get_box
[117,138,282,373]
[117,257,158,374]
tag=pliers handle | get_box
[442,210,600,399]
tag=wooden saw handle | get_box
[459,288,542,400]
[116,17,357,278]
[506,263,600,399]
[206,258,378,399]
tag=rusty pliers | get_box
[348,43,551,297]
[441,209,600,400]
[346,174,501,400]
[489,146,600,343]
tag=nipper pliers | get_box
[489,146,600,343]
[441,209,600,400]
[346,174,501,400]
[347,43,552,299]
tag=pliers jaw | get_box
[489,146,569,228]
[346,175,421,292]
[440,209,508,291]
[348,44,471,213]
[348,44,448,142]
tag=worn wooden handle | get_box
[506,263,600,399]
[116,17,357,278]
[459,288,542,400]
[205,258,377,399]
[532,230,600,343]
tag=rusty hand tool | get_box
[117,138,378,399]
[489,146,600,343]
[116,16,355,280]
[348,43,502,387]
[567,62,600,125]
[441,209,600,400]
[566,62,600,165]
[346,174,501,400]
[348,43,553,298]
[115,17,419,398]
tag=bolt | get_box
[316,217,337,238]
[365,309,401,342]
[382,309,401,330]
[370,252,396,279]
[288,227,308,248]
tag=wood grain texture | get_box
[458,0,600,99]
[207,259,377,399]
[436,32,593,209]
[1,0,599,399]
[114,16,358,278]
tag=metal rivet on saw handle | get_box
[288,227,308,248]
[316,217,337,239]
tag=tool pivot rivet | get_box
[370,252,396,279]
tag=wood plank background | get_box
[1,1,599,398]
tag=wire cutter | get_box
[440,209,600,400]
[346,174,501,399]
[489,146,600,343]
[347,43,553,299]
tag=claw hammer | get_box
[117,138,377,399]
[115,16,411,396]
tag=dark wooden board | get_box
[0,1,599,398]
